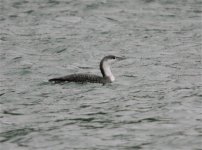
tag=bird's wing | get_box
[49,74,105,83]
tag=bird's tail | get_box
[49,78,64,83]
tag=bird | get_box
[49,55,124,84]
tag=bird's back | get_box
[49,73,109,84]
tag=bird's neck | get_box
[100,62,115,82]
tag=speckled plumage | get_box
[49,73,111,84]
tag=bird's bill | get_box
[116,56,126,60]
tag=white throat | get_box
[103,62,115,82]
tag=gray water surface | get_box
[0,0,202,150]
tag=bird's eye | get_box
[113,56,116,59]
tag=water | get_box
[0,0,202,149]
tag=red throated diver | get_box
[49,55,124,84]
